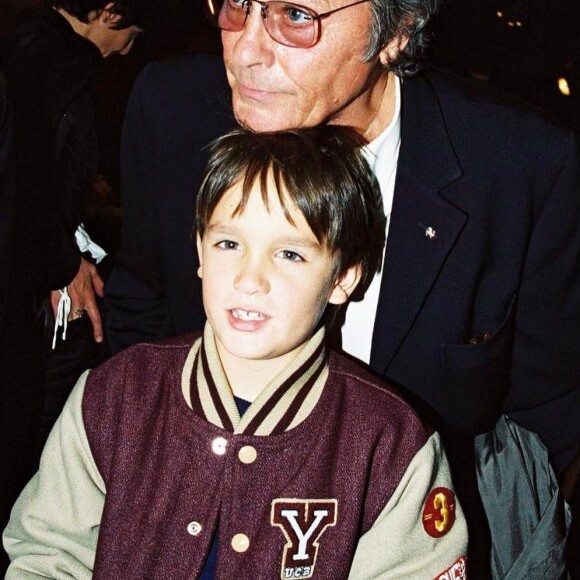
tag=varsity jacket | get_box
[4,327,467,579]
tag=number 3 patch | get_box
[422,487,456,538]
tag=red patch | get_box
[434,556,467,579]
[422,487,457,538]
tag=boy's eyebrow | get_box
[275,236,322,250]
[205,223,243,237]
[206,223,323,249]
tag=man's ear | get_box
[328,264,362,305]
[378,31,410,67]
[196,234,203,279]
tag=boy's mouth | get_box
[231,308,266,322]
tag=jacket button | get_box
[212,436,227,455]
[231,533,250,553]
[187,521,202,536]
[238,445,257,464]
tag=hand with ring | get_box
[72,308,85,320]
[50,257,105,342]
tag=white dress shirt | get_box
[341,76,402,364]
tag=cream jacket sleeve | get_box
[3,371,105,579]
[349,432,468,579]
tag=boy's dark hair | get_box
[195,125,384,286]
[48,0,145,28]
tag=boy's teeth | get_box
[233,309,264,321]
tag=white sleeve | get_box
[349,432,468,579]
[3,371,106,579]
[75,223,107,263]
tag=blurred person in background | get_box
[0,0,145,572]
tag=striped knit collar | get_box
[181,323,329,436]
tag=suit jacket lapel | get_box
[369,74,467,374]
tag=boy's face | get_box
[197,177,360,376]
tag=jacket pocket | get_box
[440,294,517,369]
[433,295,517,433]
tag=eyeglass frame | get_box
[206,0,372,49]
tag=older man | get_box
[105,0,580,574]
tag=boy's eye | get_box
[216,240,240,251]
[278,250,304,262]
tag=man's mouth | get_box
[235,82,285,100]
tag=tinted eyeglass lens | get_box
[219,0,248,30]
[268,2,319,47]
[208,0,319,48]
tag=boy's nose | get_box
[234,265,270,295]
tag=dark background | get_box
[1,0,579,254]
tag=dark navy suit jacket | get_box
[106,53,580,474]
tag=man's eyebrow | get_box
[307,0,336,11]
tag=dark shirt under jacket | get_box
[4,7,102,297]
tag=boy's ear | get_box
[328,264,362,305]
[196,234,203,279]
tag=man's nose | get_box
[227,2,276,65]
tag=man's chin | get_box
[236,116,296,133]
[233,105,297,133]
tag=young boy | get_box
[4,126,467,579]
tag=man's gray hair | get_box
[364,0,439,76]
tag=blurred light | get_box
[558,77,571,96]
[507,20,514,27]
[515,21,522,27]
[206,0,216,16]
[496,10,503,17]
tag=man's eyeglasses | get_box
[205,0,371,49]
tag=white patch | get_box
[436,556,467,580]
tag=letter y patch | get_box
[271,499,337,579]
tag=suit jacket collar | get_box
[369,73,467,374]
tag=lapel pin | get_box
[425,226,437,239]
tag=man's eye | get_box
[279,250,304,261]
[216,240,240,250]
[229,0,246,9]
[284,5,313,24]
